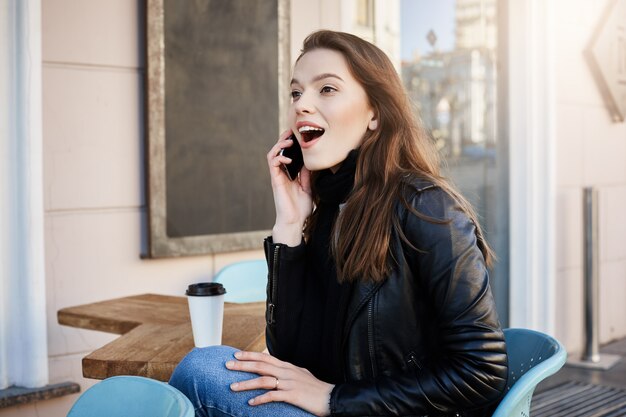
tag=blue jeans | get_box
[169,345,315,417]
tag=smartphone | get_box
[279,134,304,181]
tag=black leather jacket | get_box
[264,180,508,416]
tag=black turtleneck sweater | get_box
[285,150,358,384]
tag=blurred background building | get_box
[1,0,625,415]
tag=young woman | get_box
[170,30,508,417]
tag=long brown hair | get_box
[299,30,494,282]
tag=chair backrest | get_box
[67,376,194,417]
[491,328,567,417]
[213,259,268,303]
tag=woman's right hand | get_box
[267,130,313,246]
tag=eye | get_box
[320,85,337,94]
[290,90,302,100]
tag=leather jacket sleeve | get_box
[330,186,508,416]
[263,237,308,363]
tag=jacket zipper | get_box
[367,298,377,377]
[407,352,423,370]
[267,244,280,325]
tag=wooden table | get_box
[57,294,266,382]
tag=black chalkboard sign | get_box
[146,0,290,257]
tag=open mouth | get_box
[298,126,325,143]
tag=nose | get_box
[293,91,314,115]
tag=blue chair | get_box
[213,260,268,303]
[491,328,567,417]
[67,375,194,417]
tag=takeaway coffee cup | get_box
[186,282,226,348]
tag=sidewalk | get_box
[533,336,626,415]
[538,337,626,392]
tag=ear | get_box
[367,107,378,130]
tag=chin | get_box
[304,152,348,172]
[303,157,331,172]
[303,161,325,172]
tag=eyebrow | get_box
[290,73,344,86]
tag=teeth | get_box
[298,125,324,133]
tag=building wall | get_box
[553,0,626,352]
[1,0,262,415]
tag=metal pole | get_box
[568,187,619,370]
[582,187,600,363]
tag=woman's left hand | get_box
[226,351,335,416]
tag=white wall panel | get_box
[600,186,626,262]
[555,188,583,270]
[554,45,604,107]
[553,0,626,349]
[42,0,143,68]
[43,66,144,211]
[555,105,584,187]
[582,107,626,185]
[599,261,626,342]
[554,268,584,353]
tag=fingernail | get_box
[226,361,234,368]
[234,352,242,359]
[248,398,255,405]
[230,383,239,390]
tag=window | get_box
[400,0,509,324]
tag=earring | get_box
[368,119,378,130]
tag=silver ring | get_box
[274,378,279,390]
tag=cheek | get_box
[287,107,296,125]
[334,101,369,130]
[302,140,345,171]
[302,152,327,171]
